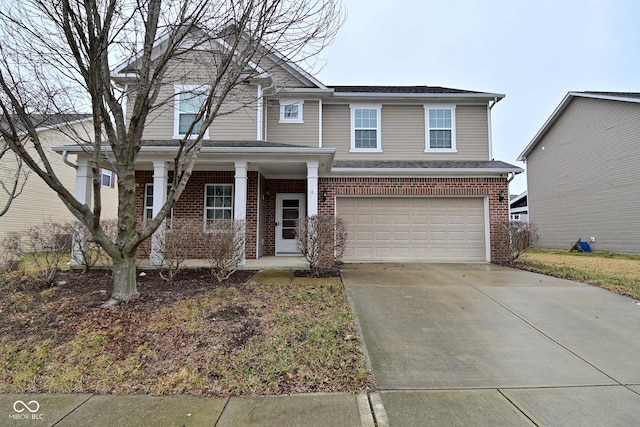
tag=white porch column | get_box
[307,161,319,217]
[149,161,168,265]
[234,162,248,264]
[71,159,93,265]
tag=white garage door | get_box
[337,197,486,262]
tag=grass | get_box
[0,269,374,396]
[516,249,640,299]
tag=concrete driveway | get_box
[343,263,640,426]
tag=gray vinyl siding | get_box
[322,104,489,161]
[526,97,640,254]
[266,100,319,147]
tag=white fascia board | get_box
[111,30,173,78]
[509,190,528,205]
[53,145,336,155]
[517,92,574,161]
[328,166,524,177]
[571,92,640,104]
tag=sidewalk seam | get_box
[368,393,389,427]
[51,394,95,427]
[212,397,231,426]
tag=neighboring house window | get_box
[174,85,209,138]
[350,104,382,152]
[425,105,456,152]
[144,183,172,225]
[205,184,233,229]
[511,214,521,221]
[279,100,304,123]
[101,169,115,188]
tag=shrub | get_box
[206,220,245,282]
[0,233,22,272]
[295,215,347,277]
[22,221,72,286]
[495,220,538,262]
[157,219,204,281]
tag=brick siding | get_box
[135,172,510,262]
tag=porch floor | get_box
[137,256,307,270]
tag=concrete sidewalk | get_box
[1,392,384,427]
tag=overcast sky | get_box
[315,0,640,194]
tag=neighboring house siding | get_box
[322,104,489,161]
[0,122,118,241]
[527,97,640,253]
[266,100,319,147]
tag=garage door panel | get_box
[338,197,486,262]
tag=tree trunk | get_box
[102,254,138,308]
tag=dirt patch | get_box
[0,268,374,396]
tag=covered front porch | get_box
[132,142,335,265]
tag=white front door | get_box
[276,193,306,254]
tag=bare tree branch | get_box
[0,0,344,305]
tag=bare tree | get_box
[0,0,343,306]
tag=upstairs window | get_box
[350,104,382,152]
[174,85,209,138]
[425,105,456,152]
[279,100,304,123]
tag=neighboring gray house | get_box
[509,191,528,222]
[518,91,640,253]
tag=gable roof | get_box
[110,26,326,90]
[518,91,640,161]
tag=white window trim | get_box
[424,104,457,153]
[350,104,382,152]
[204,183,234,231]
[279,99,304,123]
[173,84,210,139]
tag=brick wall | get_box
[318,176,510,262]
[134,170,259,259]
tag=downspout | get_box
[488,96,498,160]
[257,85,264,141]
[62,150,77,169]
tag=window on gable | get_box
[101,169,115,188]
[174,85,209,138]
[205,184,233,230]
[350,105,382,152]
[425,105,456,151]
[279,100,304,123]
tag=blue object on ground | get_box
[578,241,592,252]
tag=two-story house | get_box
[57,34,522,265]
